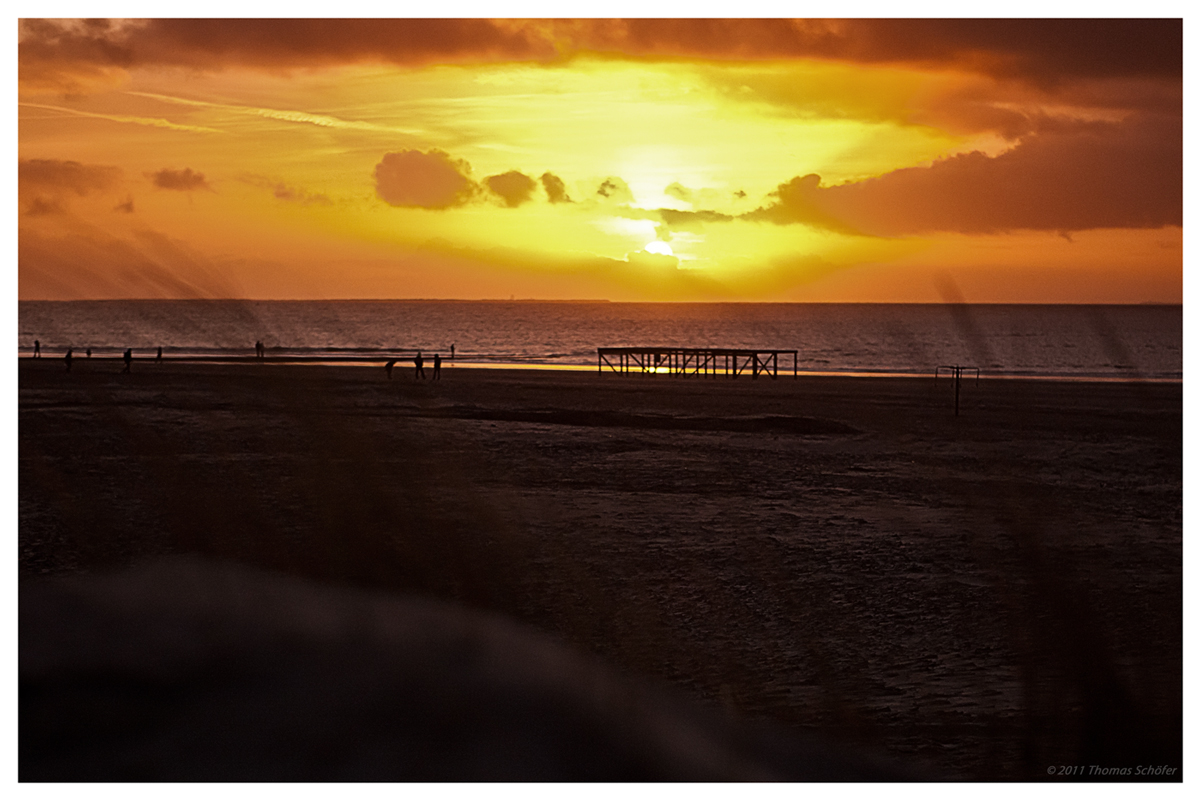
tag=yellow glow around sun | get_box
[18,26,1181,303]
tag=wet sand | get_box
[18,358,1182,780]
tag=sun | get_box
[644,241,674,256]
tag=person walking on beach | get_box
[386,359,396,380]
[122,348,132,374]
[255,341,264,359]
[433,353,442,380]
[86,348,91,358]
[156,346,163,363]
[33,340,40,359]
[450,343,455,361]
[64,348,72,372]
[414,351,426,380]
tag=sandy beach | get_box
[18,358,1182,780]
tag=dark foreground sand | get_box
[18,359,1182,780]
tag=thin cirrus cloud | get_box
[125,92,425,136]
[19,102,222,134]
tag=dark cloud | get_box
[239,174,332,206]
[579,19,1182,85]
[664,182,692,203]
[150,167,211,191]
[373,153,578,211]
[25,197,64,216]
[745,112,1181,235]
[596,177,634,204]
[20,158,121,195]
[272,183,331,206]
[657,209,735,231]
[840,19,1182,84]
[540,172,571,203]
[485,170,537,208]
[18,19,557,92]
[114,197,134,213]
[742,174,866,235]
[18,19,137,93]
[374,149,477,209]
[661,183,729,210]
[19,158,123,216]
[20,19,1180,88]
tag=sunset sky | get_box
[17,14,1184,302]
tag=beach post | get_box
[936,365,980,416]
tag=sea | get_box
[17,301,1182,381]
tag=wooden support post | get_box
[935,364,979,416]
[954,366,961,417]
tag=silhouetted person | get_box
[86,348,91,358]
[64,348,72,372]
[33,340,40,359]
[256,341,264,359]
[385,359,396,380]
[450,343,455,361]
[156,346,163,363]
[414,351,426,380]
[122,348,132,374]
[433,353,442,380]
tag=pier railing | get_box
[597,347,797,379]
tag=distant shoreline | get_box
[16,298,1184,307]
[16,356,1182,384]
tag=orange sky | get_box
[17,17,1183,302]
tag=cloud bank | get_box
[20,19,1182,94]
[745,113,1181,235]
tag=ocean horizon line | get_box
[17,298,1182,307]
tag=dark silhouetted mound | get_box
[21,558,906,781]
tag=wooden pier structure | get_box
[597,347,798,380]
